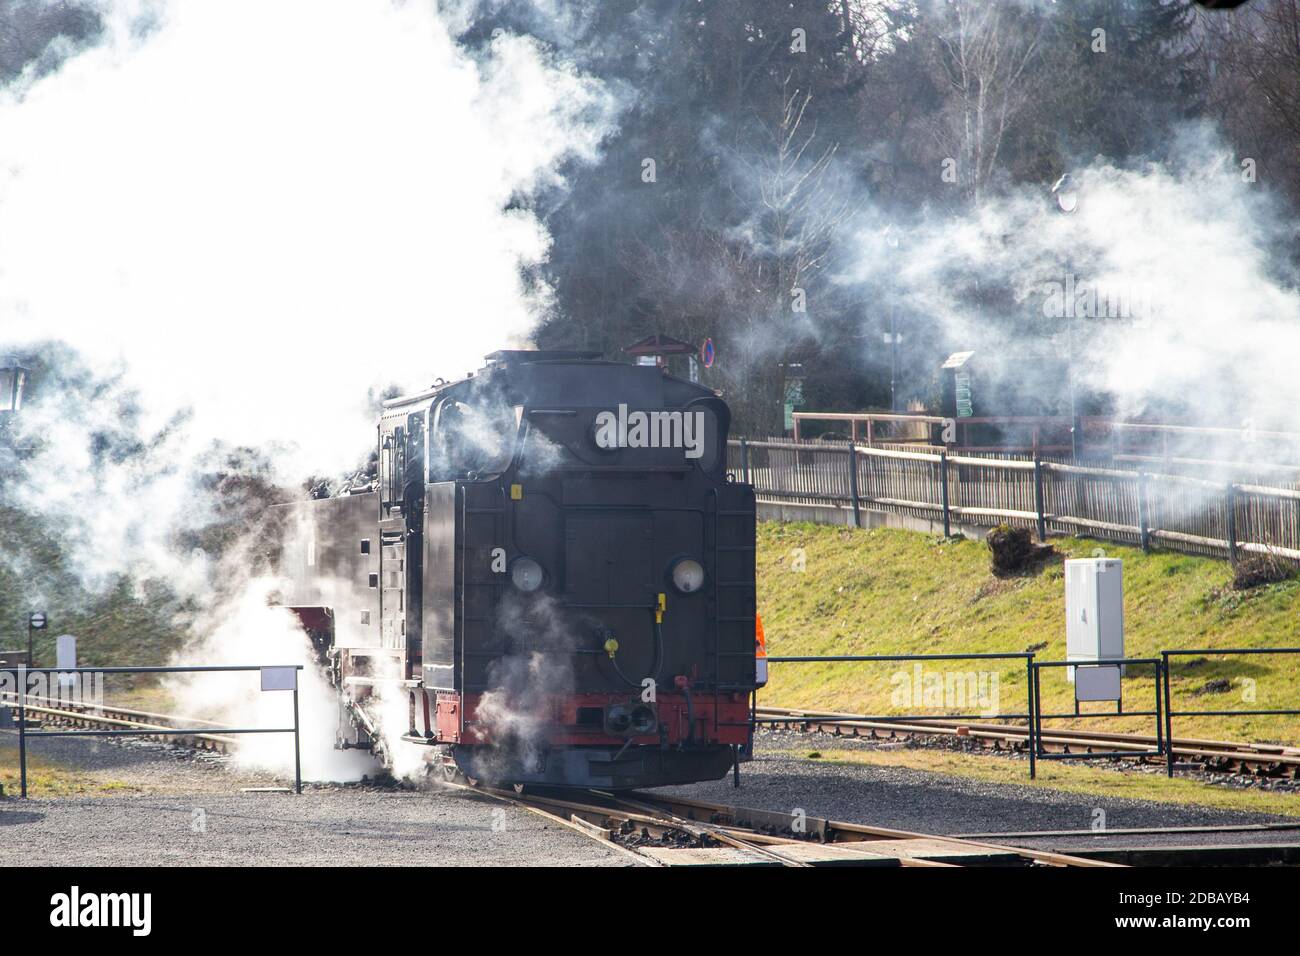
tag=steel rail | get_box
[444,778,1112,867]
[955,822,1300,840]
[1,693,236,751]
[1,691,231,729]
[622,790,1118,867]
[755,705,1300,777]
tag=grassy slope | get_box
[757,523,1300,746]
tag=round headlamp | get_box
[669,557,705,594]
[510,556,545,592]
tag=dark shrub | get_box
[986,524,1056,576]
[1231,552,1293,590]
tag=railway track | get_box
[447,779,1118,867]
[756,705,1300,778]
[4,694,1111,866]
[0,692,235,752]
[11,695,1290,866]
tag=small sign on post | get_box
[260,666,298,692]
[1075,665,1122,702]
[56,635,77,692]
[28,611,47,668]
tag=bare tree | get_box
[621,72,863,434]
[928,0,1043,202]
[837,0,913,64]
[1198,0,1300,203]
[738,74,858,313]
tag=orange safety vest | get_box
[754,613,768,685]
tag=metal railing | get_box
[1,664,304,797]
[1030,658,1165,768]
[763,648,1300,780]
[762,652,1039,778]
[1161,647,1300,778]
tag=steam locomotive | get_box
[269,349,759,789]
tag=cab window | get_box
[430,394,516,479]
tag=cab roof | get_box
[381,349,717,413]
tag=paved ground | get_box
[4,727,1299,864]
[0,732,627,866]
[0,788,628,866]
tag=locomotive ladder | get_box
[707,487,758,732]
[460,493,508,694]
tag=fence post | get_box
[1162,652,1174,778]
[1025,655,1036,780]
[1153,657,1164,758]
[740,438,751,485]
[1031,664,1043,781]
[847,444,861,528]
[1225,484,1238,565]
[1032,456,1046,543]
[18,669,27,798]
[293,686,302,795]
[939,451,951,538]
[1137,473,1150,553]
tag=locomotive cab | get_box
[270,349,757,789]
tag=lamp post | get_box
[882,225,902,411]
[0,356,28,458]
[1051,175,1080,459]
[0,356,28,414]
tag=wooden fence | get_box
[728,437,1300,563]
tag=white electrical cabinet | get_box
[1065,558,1123,683]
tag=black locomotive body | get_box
[270,350,758,789]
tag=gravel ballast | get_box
[661,729,1300,852]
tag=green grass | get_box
[758,523,1300,747]
[0,744,141,797]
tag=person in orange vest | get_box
[754,612,768,686]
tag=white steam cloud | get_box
[0,0,616,479]
[847,123,1300,453]
[0,0,618,782]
